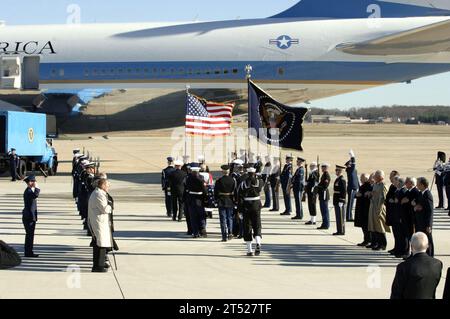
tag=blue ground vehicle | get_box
[0,111,58,178]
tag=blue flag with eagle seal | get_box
[248,80,308,151]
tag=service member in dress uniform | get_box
[261,156,272,208]
[231,159,244,238]
[317,163,331,230]
[305,162,319,225]
[168,160,187,222]
[22,175,40,258]
[9,148,20,182]
[185,166,208,238]
[214,165,236,242]
[292,157,306,220]
[238,167,264,256]
[269,157,281,212]
[413,177,435,257]
[79,161,96,234]
[161,157,176,217]
[345,150,359,222]
[333,165,347,236]
[280,155,293,216]
[433,152,447,209]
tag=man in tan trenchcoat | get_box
[368,170,391,251]
[88,178,112,272]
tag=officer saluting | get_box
[238,167,264,256]
[292,157,306,220]
[161,157,176,217]
[280,155,293,216]
[214,165,236,242]
[333,165,347,236]
[22,175,40,258]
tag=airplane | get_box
[1,0,450,106]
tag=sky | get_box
[1,0,450,109]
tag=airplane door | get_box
[22,56,40,90]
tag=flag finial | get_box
[245,65,253,79]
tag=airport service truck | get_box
[0,111,58,178]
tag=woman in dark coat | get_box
[355,173,373,247]
[0,240,21,269]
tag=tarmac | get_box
[0,133,449,299]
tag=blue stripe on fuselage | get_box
[271,0,450,19]
[39,61,450,83]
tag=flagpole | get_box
[245,64,253,164]
[185,85,190,162]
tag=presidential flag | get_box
[185,93,234,136]
[248,80,308,151]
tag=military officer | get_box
[161,157,176,217]
[305,162,319,225]
[345,150,359,222]
[292,157,306,220]
[9,148,20,182]
[317,163,331,230]
[280,155,293,215]
[72,152,84,200]
[333,165,347,236]
[214,165,236,242]
[79,161,96,234]
[261,156,272,208]
[22,175,40,258]
[168,160,187,222]
[185,166,207,238]
[433,152,446,209]
[238,167,264,256]
[269,157,281,212]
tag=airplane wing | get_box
[336,19,450,55]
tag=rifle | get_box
[302,161,308,202]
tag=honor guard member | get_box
[255,155,264,174]
[72,152,84,200]
[162,157,176,217]
[317,163,331,230]
[234,163,250,238]
[231,159,244,238]
[238,167,264,256]
[280,155,294,215]
[345,150,359,222]
[333,165,347,236]
[269,157,281,212]
[79,161,96,234]
[444,159,450,216]
[168,160,187,222]
[185,166,207,238]
[214,165,236,242]
[261,156,272,208]
[433,152,446,209]
[305,162,319,225]
[292,157,306,220]
[8,148,20,182]
[22,175,40,258]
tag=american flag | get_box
[185,93,234,136]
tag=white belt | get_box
[244,197,261,201]
[189,191,203,195]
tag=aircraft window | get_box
[59,69,65,77]
[144,68,149,73]
[118,68,123,74]
[93,69,98,76]
[127,68,133,73]
[232,68,238,74]
[135,68,141,73]
[187,69,193,75]
[224,69,229,74]
[161,68,167,74]
[278,67,285,76]
[178,68,185,75]
[170,68,176,74]
[214,69,221,75]
[110,69,115,74]
[101,69,106,75]
[84,69,89,77]
[195,70,201,75]
[206,69,211,75]
[152,68,158,73]
[51,69,57,77]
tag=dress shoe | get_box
[317,226,329,230]
[333,232,345,236]
[221,239,227,242]
[92,267,108,273]
[227,235,233,241]
[347,219,355,222]
[263,205,271,209]
[255,245,261,256]
[269,209,279,212]
[372,245,381,251]
[448,211,450,217]
[395,254,409,259]
[366,243,375,249]
[25,254,39,258]
[388,249,396,255]
[104,263,111,269]
[246,252,254,257]
[305,221,315,225]
[435,206,444,209]
[280,212,291,216]
[237,235,243,239]
[291,216,302,220]
[357,241,369,247]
